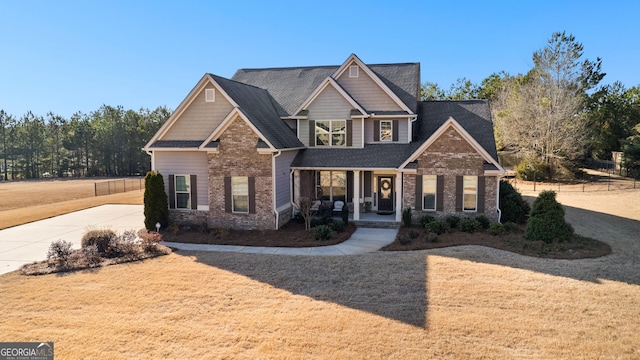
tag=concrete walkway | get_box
[0,204,398,275]
[164,227,398,256]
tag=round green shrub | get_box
[330,220,346,233]
[525,190,574,243]
[499,180,531,224]
[460,218,481,233]
[514,159,551,181]
[144,171,169,231]
[311,225,334,240]
[475,215,490,229]
[420,214,435,228]
[489,222,505,236]
[425,220,446,235]
[445,215,461,229]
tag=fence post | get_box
[95,182,97,197]
[608,171,611,191]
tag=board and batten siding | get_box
[336,66,403,111]
[364,118,410,144]
[154,151,209,210]
[274,150,298,208]
[162,84,234,141]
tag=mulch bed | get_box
[162,221,357,247]
[382,225,612,259]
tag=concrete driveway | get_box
[0,204,144,275]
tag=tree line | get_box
[422,31,640,177]
[0,105,170,180]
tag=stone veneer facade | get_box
[208,116,276,230]
[403,126,499,221]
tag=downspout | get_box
[272,150,282,230]
[409,115,418,142]
[290,168,295,214]
[496,176,502,223]
[145,149,154,171]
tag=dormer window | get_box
[205,88,215,102]
[349,65,359,78]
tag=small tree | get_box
[144,171,169,231]
[499,180,531,224]
[294,197,313,231]
[525,190,574,243]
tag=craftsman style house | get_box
[144,54,505,230]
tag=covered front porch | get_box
[293,169,404,223]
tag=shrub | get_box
[47,240,74,267]
[420,214,435,228]
[329,220,346,233]
[311,225,334,241]
[402,208,412,227]
[81,229,116,254]
[475,215,490,229]
[514,158,551,181]
[139,231,163,252]
[108,230,139,257]
[425,232,438,243]
[525,190,574,243]
[341,205,349,225]
[499,180,531,224]
[445,215,461,229]
[489,222,505,236]
[425,220,446,235]
[82,244,102,267]
[408,229,420,239]
[144,171,169,231]
[399,236,411,245]
[310,216,330,228]
[460,218,481,233]
[504,221,520,232]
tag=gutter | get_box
[272,150,282,230]
[496,176,502,223]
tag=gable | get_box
[161,83,234,141]
[336,62,403,112]
[307,85,354,119]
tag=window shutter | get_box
[190,175,198,210]
[415,175,422,210]
[346,120,353,147]
[477,176,485,213]
[373,120,380,142]
[347,171,353,202]
[392,120,399,142]
[168,174,175,209]
[436,175,444,211]
[308,120,315,147]
[455,176,463,212]
[224,176,231,213]
[248,176,256,214]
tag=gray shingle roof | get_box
[210,75,304,150]
[291,144,414,169]
[414,100,498,160]
[148,140,203,149]
[231,63,420,115]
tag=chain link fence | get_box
[507,169,638,193]
[94,177,145,196]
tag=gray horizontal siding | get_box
[307,86,352,119]
[275,150,298,208]
[162,84,234,141]
[337,66,403,111]
[364,118,410,144]
[154,151,208,208]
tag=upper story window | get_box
[380,120,393,141]
[349,65,359,78]
[316,120,346,147]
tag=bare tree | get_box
[294,197,312,231]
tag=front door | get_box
[377,176,394,212]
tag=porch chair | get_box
[333,200,344,214]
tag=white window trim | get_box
[175,174,191,209]
[463,175,478,212]
[380,120,393,142]
[315,119,347,147]
[422,175,437,211]
[231,176,249,214]
[349,65,359,78]
[205,88,215,102]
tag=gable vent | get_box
[205,88,215,102]
[349,65,359,78]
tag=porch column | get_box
[293,169,300,208]
[353,170,360,221]
[395,172,402,222]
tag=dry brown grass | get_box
[0,179,143,229]
[1,183,638,358]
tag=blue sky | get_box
[1,0,638,118]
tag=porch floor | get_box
[350,211,398,222]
